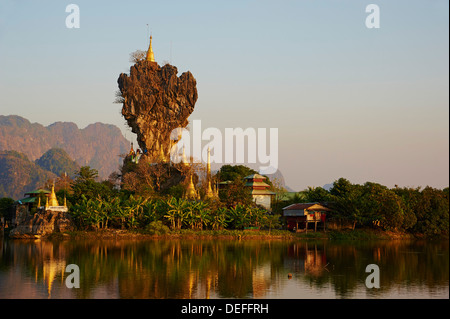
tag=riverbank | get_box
[37,227,421,241]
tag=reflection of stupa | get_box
[42,259,66,298]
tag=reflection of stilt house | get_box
[283,203,331,232]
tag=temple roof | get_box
[244,174,266,180]
[24,189,51,196]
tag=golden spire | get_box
[146,35,155,62]
[205,180,214,199]
[207,147,211,179]
[48,184,59,207]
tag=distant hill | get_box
[0,150,57,199]
[263,169,294,192]
[0,115,130,179]
[35,148,80,177]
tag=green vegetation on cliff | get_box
[35,148,80,177]
[0,150,56,199]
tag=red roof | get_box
[283,203,331,211]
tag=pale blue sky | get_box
[0,0,448,190]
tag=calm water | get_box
[0,235,448,299]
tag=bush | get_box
[145,221,170,235]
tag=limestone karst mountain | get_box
[0,115,130,180]
[0,150,57,199]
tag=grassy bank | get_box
[43,227,419,241]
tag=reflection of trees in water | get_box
[67,239,290,298]
[302,240,448,298]
[0,239,447,298]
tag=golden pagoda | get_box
[44,183,68,212]
[205,147,218,199]
[185,174,198,200]
[146,35,155,62]
[206,147,211,180]
[48,184,59,207]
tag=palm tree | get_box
[210,207,228,230]
[165,198,188,230]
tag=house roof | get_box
[282,203,331,212]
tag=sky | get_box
[0,0,448,191]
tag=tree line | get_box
[276,178,448,237]
[1,163,448,237]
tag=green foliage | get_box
[165,184,184,199]
[71,166,117,202]
[305,186,331,202]
[218,177,253,207]
[0,150,56,199]
[145,221,170,235]
[65,168,448,238]
[0,197,15,219]
[406,186,449,237]
[218,165,258,182]
[306,178,450,237]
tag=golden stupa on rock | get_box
[44,183,68,212]
[146,35,155,62]
[48,184,59,207]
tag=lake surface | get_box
[0,235,448,299]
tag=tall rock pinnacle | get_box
[117,60,198,161]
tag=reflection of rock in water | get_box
[117,60,198,162]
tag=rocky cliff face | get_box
[117,61,198,161]
[9,207,74,239]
